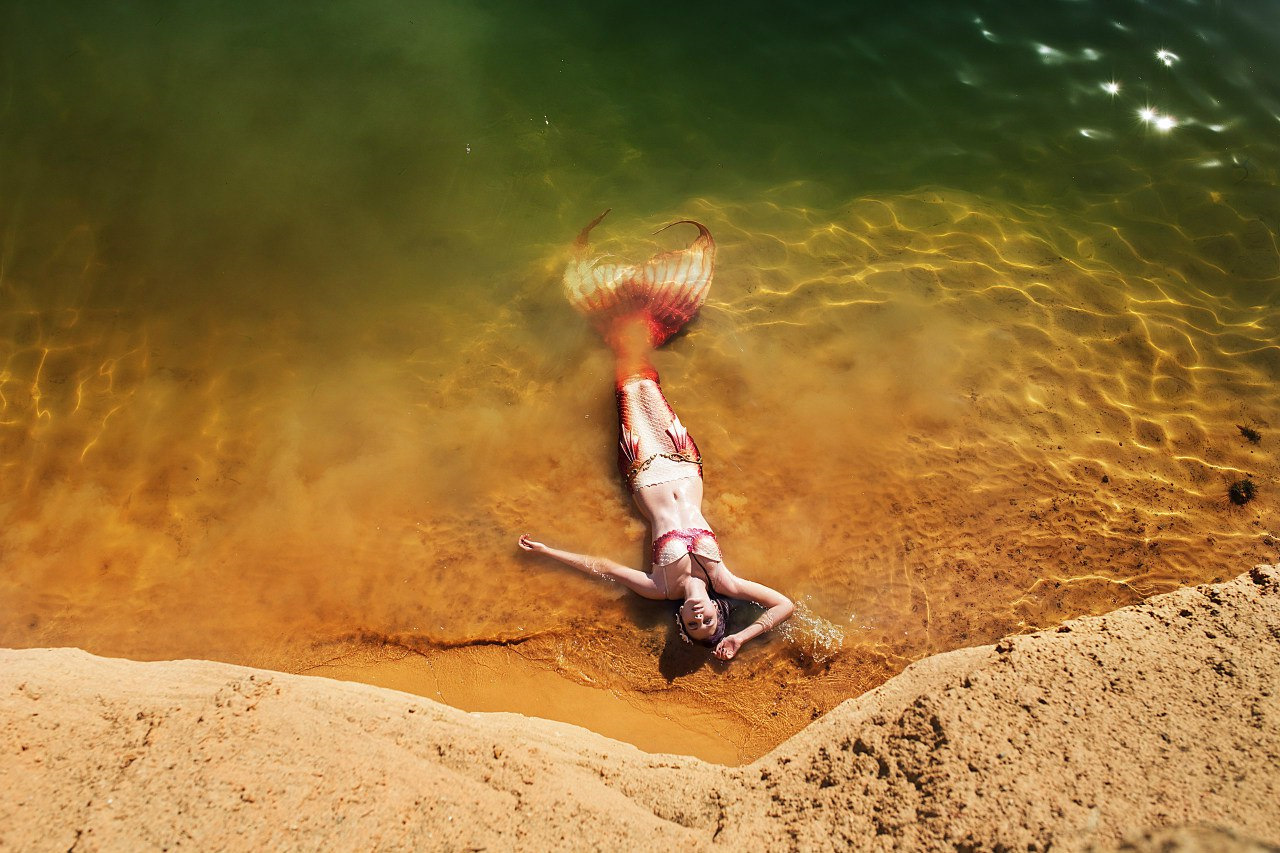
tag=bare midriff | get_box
[633,474,717,599]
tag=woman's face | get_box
[680,596,718,642]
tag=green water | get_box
[8,0,1276,302]
[2,0,1278,759]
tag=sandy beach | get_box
[3,564,1276,851]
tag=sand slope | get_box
[3,566,1277,852]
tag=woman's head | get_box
[675,594,730,647]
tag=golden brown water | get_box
[3,0,1279,763]
[5,188,1277,762]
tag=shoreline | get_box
[3,566,1277,850]
[304,643,750,764]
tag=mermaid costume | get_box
[563,210,723,568]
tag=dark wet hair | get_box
[674,594,731,648]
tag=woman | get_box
[519,210,793,661]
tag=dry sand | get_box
[3,565,1277,852]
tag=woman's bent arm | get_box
[705,571,795,661]
[712,596,794,660]
[518,534,665,599]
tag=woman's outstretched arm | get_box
[707,570,795,661]
[518,534,666,599]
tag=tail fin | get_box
[563,210,716,349]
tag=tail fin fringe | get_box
[563,210,716,349]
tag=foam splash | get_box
[778,600,845,666]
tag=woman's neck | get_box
[654,556,705,600]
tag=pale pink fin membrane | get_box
[563,210,716,349]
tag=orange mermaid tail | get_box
[562,209,716,355]
[562,210,715,491]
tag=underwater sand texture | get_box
[3,184,1277,761]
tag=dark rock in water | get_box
[1228,479,1257,506]
[1237,424,1262,444]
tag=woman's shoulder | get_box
[710,564,790,607]
[707,561,744,594]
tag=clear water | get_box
[2,0,1278,762]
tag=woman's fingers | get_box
[714,638,738,660]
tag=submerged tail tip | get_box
[574,208,612,248]
[653,219,713,243]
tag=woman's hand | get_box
[713,634,743,661]
[518,534,547,553]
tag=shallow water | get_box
[2,0,1278,762]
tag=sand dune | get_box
[3,565,1277,851]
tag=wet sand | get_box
[3,565,1276,851]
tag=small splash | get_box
[778,600,845,665]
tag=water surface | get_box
[2,0,1278,761]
